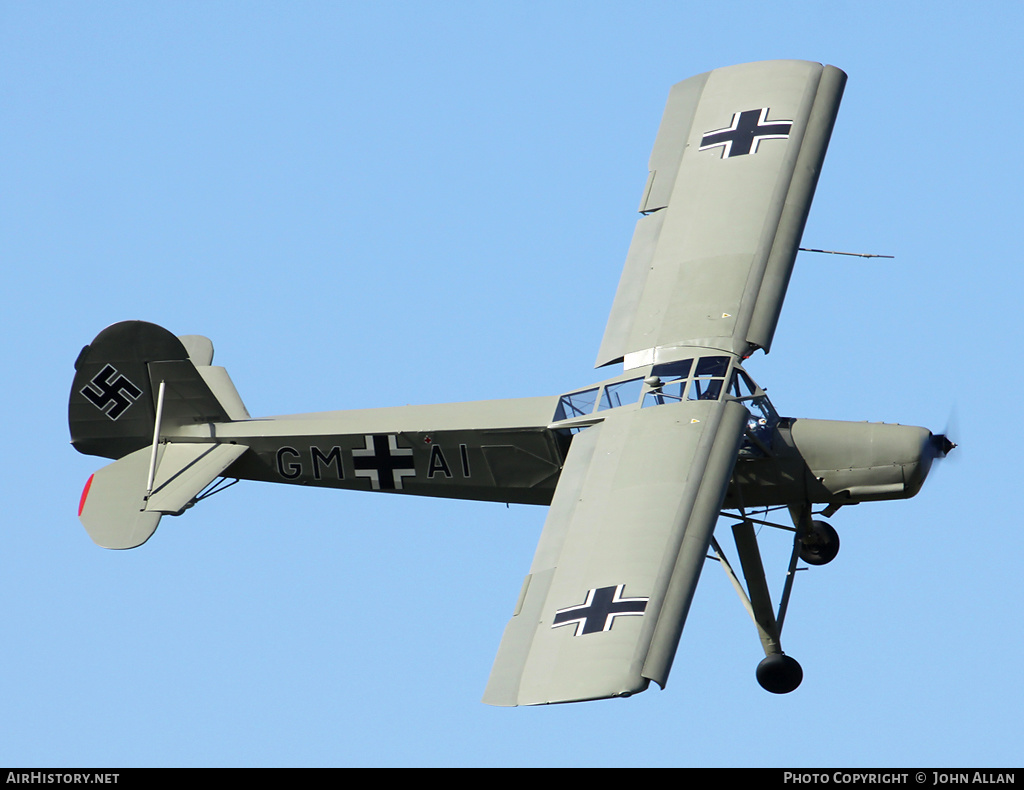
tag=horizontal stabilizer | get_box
[78,447,160,550]
[78,442,247,549]
[145,443,248,514]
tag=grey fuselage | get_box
[170,358,937,512]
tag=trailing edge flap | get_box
[79,442,247,549]
[596,60,846,367]
[482,399,746,706]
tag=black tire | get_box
[799,520,840,565]
[756,653,803,694]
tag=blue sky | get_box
[3,1,1021,767]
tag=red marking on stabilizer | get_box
[79,474,95,516]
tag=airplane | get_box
[69,60,953,706]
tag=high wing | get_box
[596,60,846,368]
[484,60,845,705]
[484,397,747,705]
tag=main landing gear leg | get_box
[715,503,844,693]
[712,517,804,694]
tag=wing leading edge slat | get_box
[482,399,747,706]
[596,60,846,368]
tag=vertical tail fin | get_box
[69,321,248,460]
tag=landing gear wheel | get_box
[799,520,840,566]
[756,654,803,694]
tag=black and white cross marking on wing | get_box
[551,585,649,636]
[352,434,416,491]
[80,364,143,420]
[699,107,793,158]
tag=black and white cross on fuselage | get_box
[551,585,649,636]
[699,107,793,158]
[352,434,416,490]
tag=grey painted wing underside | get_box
[595,60,846,368]
[482,400,746,706]
[79,443,247,549]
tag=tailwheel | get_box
[799,519,840,566]
[756,653,803,694]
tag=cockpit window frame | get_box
[598,377,644,412]
[553,387,600,421]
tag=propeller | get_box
[930,433,957,458]
[934,403,959,460]
[925,405,958,477]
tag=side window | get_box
[642,359,693,408]
[728,369,758,398]
[687,356,730,401]
[598,378,644,411]
[554,388,599,421]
